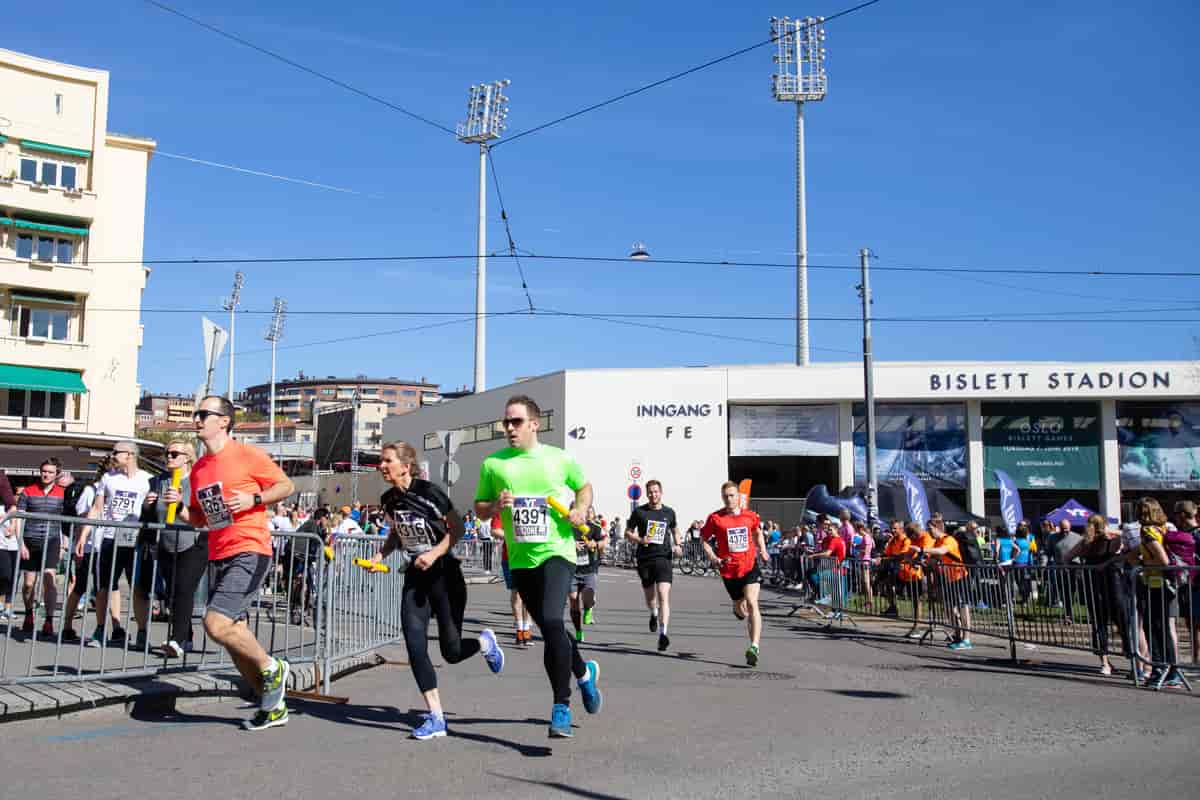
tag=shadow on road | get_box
[489,771,631,799]
[825,689,911,700]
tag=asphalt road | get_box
[4,571,1197,800]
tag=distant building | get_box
[137,392,194,425]
[241,375,439,422]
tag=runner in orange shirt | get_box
[879,520,909,617]
[901,521,936,639]
[923,518,974,650]
[164,395,296,731]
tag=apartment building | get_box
[0,49,155,472]
[241,375,440,423]
[136,392,195,425]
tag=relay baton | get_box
[164,467,183,524]
[353,557,390,574]
[545,496,590,534]
[323,545,334,561]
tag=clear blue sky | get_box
[9,1,1200,395]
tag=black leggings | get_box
[158,544,208,645]
[512,556,587,706]
[401,558,480,693]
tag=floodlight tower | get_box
[771,15,827,367]
[221,271,244,400]
[457,80,510,393]
[265,297,287,443]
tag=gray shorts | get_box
[207,553,271,621]
[572,569,598,594]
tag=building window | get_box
[382,389,396,397]
[14,234,76,263]
[18,154,82,189]
[11,298,73,342]
[361,387,378,395]
[6,389,71,419]
[402,389,417,396]
[364,421,381,431]
[320,388,335,396]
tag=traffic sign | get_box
[629,465,642,481]
[627,483,642,501]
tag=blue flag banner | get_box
[901,470,930,529]
[994,469,1023,536]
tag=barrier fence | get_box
[0,510,409,694]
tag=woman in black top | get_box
[1066,514,1125,675]
[371,441,504,740]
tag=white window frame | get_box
[12,232,80,264]
[9,297,77,342]
[17,152,85,190]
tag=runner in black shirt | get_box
[625,480,682,652]
[570,507,608,642]
[370,441,505,741]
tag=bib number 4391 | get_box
[511,497,549,543]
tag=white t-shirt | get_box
[270,515,294,532]
[334,518,363,536]
[75,483,100,553]
[96,470,152,546]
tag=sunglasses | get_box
[501,417,529,429]
[166,451,187,459]
[113,450,134,456]
[193,409,227,422]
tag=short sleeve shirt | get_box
[97,470,152,545]
[381,479,454,557]
[574,521,606,575]
[701,509,761,579]
[475,444,586,571]
[627,504,677,563]
[935,534,966,581]
[189,440,288,561]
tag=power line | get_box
[59,251,1200,278]
[485,149,535,312]
[143,0,456,136]
[495,0,885,147]
[157,151,381,197]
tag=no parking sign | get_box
[627,483,642,501]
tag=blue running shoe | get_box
[948,639,974,651]
[578,660,602,714]
[479,628,504,675]
[548,703,573,738]
[411,712,447,740]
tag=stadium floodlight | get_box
[457,80,511,393]
[771,15,827,367]
[265,297,287,442]
[221,271,244,400]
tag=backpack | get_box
[952,529,982,566]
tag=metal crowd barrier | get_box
[452,537,497,576]
[775,550,1198,691]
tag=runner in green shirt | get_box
[475,394,603,739]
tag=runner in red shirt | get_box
[701,480,769,667]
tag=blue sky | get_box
[9,1,1200,395]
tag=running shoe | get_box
[745,644,760,668]
[260,658,290,711]
[130,631,147,651]
[162,640,184,659]
[241,705,288,732]
[575,629,585,643]
[411,712,447,740]
[85,627,104,648]
[583,608,594,625]
[61,628,80,644]
[479,629,504,674]
[578,660,602,714]
[1162,672,1184,689]
[905,627,923,639]
[40,620,56,640]
[648,613,658,633]
[548,703,573,738]
[815,596,832,605]
[657,633,670,652]
[733,608,746,621]
[948,639,974,651]
[108,625,127,645]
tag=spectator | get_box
[332,510,362,537]
[850,520,874,610]
[1172,500,1200,664]
[1013,521,1035,603]
[808,517,846,607]
[1130,497,1182,688]
[901,521,936,637]
[924,516,973,650]
[0,469,18,620]
[1066,514,1125,675]
[878,519,907,617]
[61,457,110,643]
[994,524,1016,565]
[15,458,66,637]
[140,439,205,657]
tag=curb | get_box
[0,651,382,724]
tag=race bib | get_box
[727,526,750,553]
[108,490,140,546]
[511,497,549,543]
[393,510,434,554]
[576,541,591,566]
[645,520,668,545]
[196,483,233,530]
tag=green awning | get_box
[9,293,77,307]
[19,139,91,158]
[0,365,87,394]
[0,134,7,144]
[0,217,89,237]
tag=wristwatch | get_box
[253,493,263,508]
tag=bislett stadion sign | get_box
[928,368,1173,394]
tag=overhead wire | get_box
[495,0,886,147]
[485,149,535,312]
[143,0,456,136]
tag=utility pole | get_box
[222,272,244,401]
[265,297,287,443]
[857,248,878,526]
[771,16,827,366]
[350,389,361,507]
[457,80,510,393]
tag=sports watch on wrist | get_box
[253,493,263,508]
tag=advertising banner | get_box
[853,403,967,487]
[730,404,838,457]
[1117,401,1200,490]
[982,402,1100,490]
